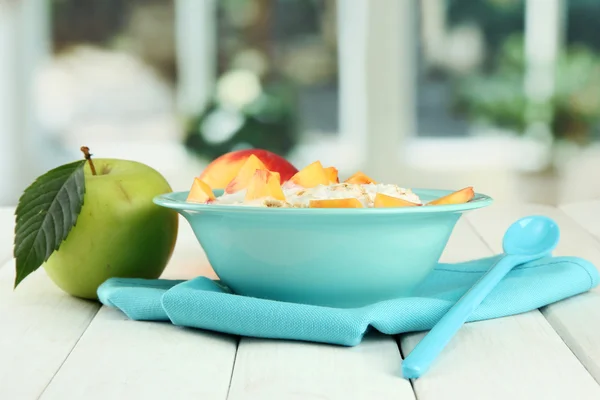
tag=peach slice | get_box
[186,178,216,203]
[428,187,475,206]
[245,169,286,201]
[344,171,376,185]
[309,198,363,208]
[374,193,419,208]
[324,166,339,183]
[225,154,268,194]
[289,161,330,188]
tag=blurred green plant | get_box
[447,0,525,70]
[183,70,299,161]
[454,34,600,144]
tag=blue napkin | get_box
[98,255,598,346]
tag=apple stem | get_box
[80,146,97,175]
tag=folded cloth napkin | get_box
[98,255,599,346]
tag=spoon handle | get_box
[402,253,529,379]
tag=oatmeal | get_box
[210,182,422,208]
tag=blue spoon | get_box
[401,215,560,379]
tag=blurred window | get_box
[45,0,339,161]
[417,0,526,138]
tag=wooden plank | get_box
[0,208,234,399]
[40,307,238,400]
[399,219,600,399]
[560,200,600,240]
[467,202,600,384]
[0,260,100,400]
[228,333,414,400]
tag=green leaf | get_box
[13,160,86,288]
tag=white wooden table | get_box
[2,201,600,400]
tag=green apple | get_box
[42,157,179,300]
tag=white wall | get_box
[0,1,25,205]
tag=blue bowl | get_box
[154,189,493,308]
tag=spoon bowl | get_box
[503,215,560,257]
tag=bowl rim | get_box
[154,188,493,215]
